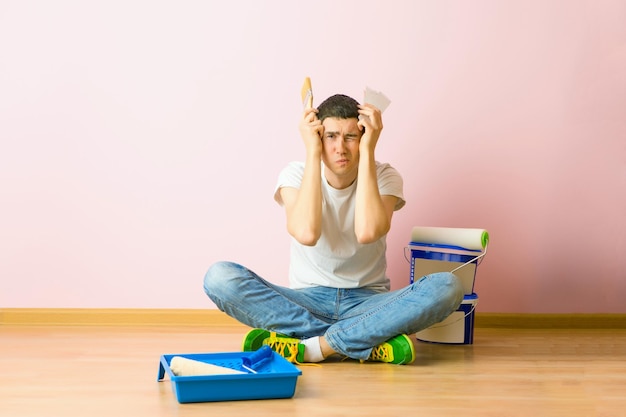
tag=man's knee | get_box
[203,261,241,295]
[430,271,464,306]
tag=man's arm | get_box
[354,104,397,244]
[280,108,324,246]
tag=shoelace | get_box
[264,332,322,367]
[265,335,300,363]
[369,342,393,362]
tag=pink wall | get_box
[1,1,624,313]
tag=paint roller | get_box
[169,346,275,376]
[169,356,246,376]
[410,226,489,273]
[411,227,489,251]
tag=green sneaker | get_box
[242,329,305,364]
[368,334,416,365]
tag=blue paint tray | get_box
[157,349,302,403]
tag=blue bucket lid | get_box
[409,241,482,258]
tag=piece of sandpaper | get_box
[363,86,391,113]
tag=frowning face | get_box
[320,117,362,190]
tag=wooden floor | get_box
[1,325,624,417]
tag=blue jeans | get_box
[203,261,464,360]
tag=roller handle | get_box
[241,345,274,371]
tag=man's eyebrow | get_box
[324,131,360,137]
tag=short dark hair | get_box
[317,94,360,122]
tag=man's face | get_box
[321,117,362,189]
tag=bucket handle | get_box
[403,246,411,263]
[404,243,488,273]
[450,243,488,273]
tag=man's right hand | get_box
[298,108,324,155]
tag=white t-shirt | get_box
[274,161,405,291]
